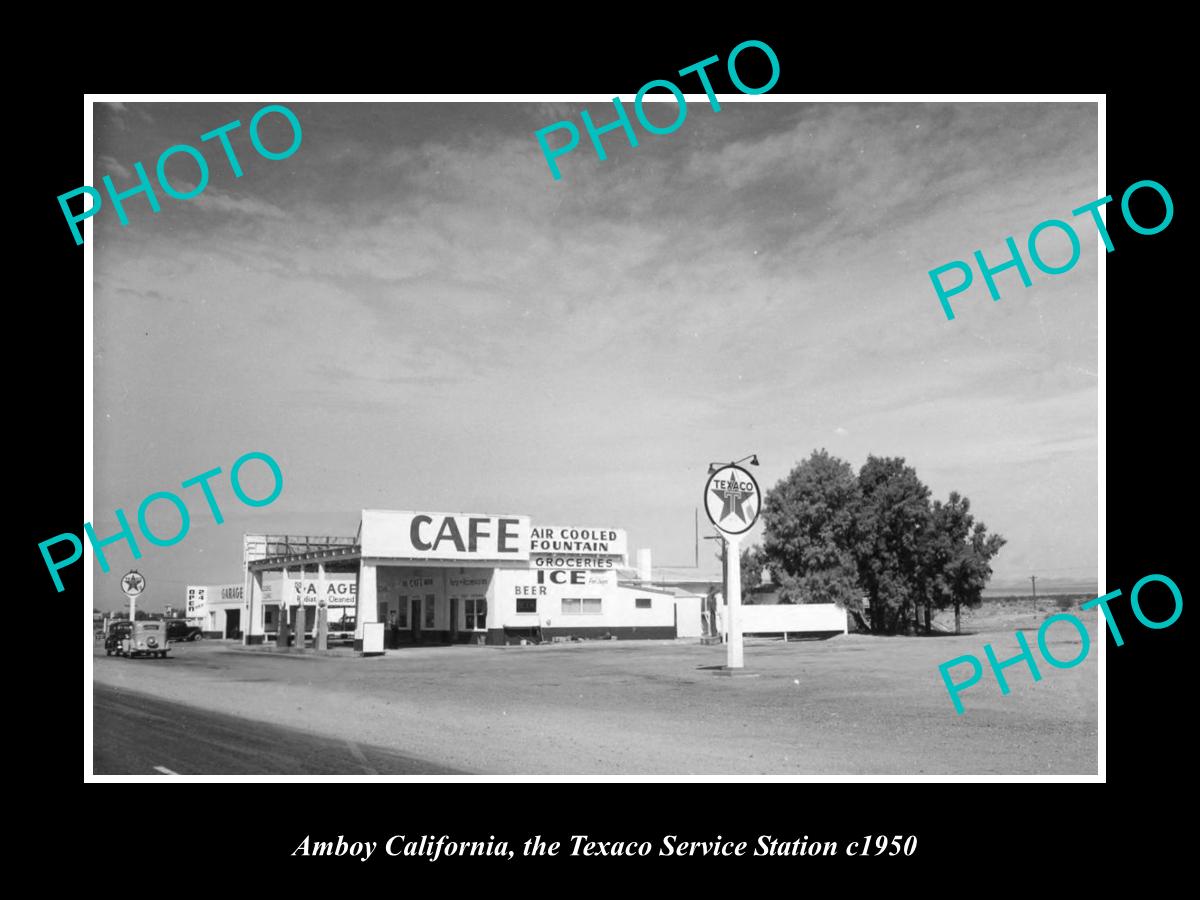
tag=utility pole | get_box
[1030,575,1038,613]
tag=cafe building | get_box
[241,510,701,650]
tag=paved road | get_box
[93,684,466,775]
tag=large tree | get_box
[758,450,1006,635]
[760,449,863,616]
[852,456,933,634]
[925,492,1007,633]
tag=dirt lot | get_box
[91,604,1098,775]
[939,595,1093,632]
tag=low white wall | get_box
[675,596,702,637]
[738,603,847,634]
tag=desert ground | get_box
[90,597,1098,776]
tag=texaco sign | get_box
[121,569,146,597]
[703,464,761,536]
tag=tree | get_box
[740,545,765,591]
[758,450,1007,635]
[924,492,1006,633]
[852,456,932,634]
[760,450,863,616]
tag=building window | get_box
[464,598,487,630]
[636,598,652,609]
[562,598,602,615]
[424,594,436,629]
[396,596,408,628]
[516,597,537,614]
[264,609,275,628]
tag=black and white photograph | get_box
[76,94,1106,779]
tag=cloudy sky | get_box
[89,99,1098,610]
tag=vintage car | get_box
[104,621,133,656]
[165,618,204,642]
[122,620,170,659]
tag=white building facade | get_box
[242,511,695,649]
[185,583,247,639]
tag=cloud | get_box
[91,100,1099,588]
[189,189,290,220]
[98,155,132,180]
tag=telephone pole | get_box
[1030,575,1038,612]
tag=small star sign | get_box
[122,572,145,594]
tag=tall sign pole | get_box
[703,462,761,670]
[121,570,146,621]
[725,532,744,668]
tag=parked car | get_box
[105,621,133,656]
[165,619,204,642]
[122,620,170,659]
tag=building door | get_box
[226,609,241,639]
[411,597,421,643]
[449,598,458,641]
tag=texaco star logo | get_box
[121,570,145,596]
[704,464,761,536]
[712,478,753,524]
